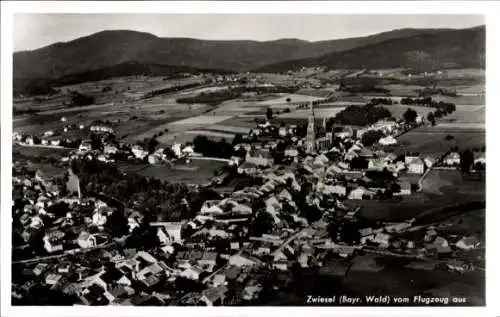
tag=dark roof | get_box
[100,267,124,284]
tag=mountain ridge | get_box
[14,25,484,80]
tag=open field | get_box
[278,107,345,120]
[435,105,485,129]
[432,94,485,106]
[201,124,251,134]
[346,168,484,222]
[13,145,72,159]
[134,159,226,184]
[422,170,485,198]
[392,126,485,159]
[257,93,323,106]
[385,104,436,119]
[185,130,236,140]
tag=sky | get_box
[14,14,484,52]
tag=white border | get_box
[1,1,500,317]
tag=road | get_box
[12,240,115,265]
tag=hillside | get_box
[13,27,468,80]
[255,26,485,73]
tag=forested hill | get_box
[254,26,485,73]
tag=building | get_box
[305,102,316,153]
[90,125,114,133]
[379,135,397,145]
[43,230,65,253]
[408,157,425,174]
[78,231,97,249]
[444,152,461,166]
[245,148,273,167]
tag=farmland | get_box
[133,159,227,185]
[391,126,485,159]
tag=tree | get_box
[460,149,474,174]
[286,97,291,103]
[232,133,243,146]
[403,108,418,123]
[361,130,385,146]
[427,112,436,126]
[147,138,159,154]
[163,147,177,159]
[266,107,273,120]
[90,133,103,150]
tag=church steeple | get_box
[306,101,316,153]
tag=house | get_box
[127,211,144,233]
[212,274,227,287]
[199,286,228,306]
[242,284,263,300]
[348,186,375,200]
[90,125,114,133]
[444,152,461,166]
[198,252,218,271]
[408,157,425,174]
[77,231,97,249]
[245,148,273,167]
[44,130,54,137]
[33,263,49,276]
[200,200,224,215]
[237,162,259,175]
[43,230,65,253]
[180,266,204,280]
[131,145,149,160]
[229,254,260,267]
[284,147,299,157]
[104,144,119,155]
[79,142,92,152]
[372,233,391,248]
[150,222,183,243]
[45,273,63,285]
[396,182,412,195]
[446,260,474,273]
[424,157,436,168]
[455,236,481,250]
[334,126,353,139]
[379,135,397,145]
[473,152,486,165]
[369,120,398,134]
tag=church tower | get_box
[306,101,316,153]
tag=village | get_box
[11,98,485,306]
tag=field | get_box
[346,169,485,222]
[257,93,323,106]
[13,145,72,159]
[277,107,345,120]
[384,104,436,119]
[392,126,485,159]
[435,105,485,129]
[133,159,227,185]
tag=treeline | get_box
[333,104,392,126]
[193,135,234,158]
[416,87,457,97]
[400,97,456,114]
[71,91,95,107]
[145,82,202,98]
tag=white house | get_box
[77,231,97,249]
[444,152,461,166]
[379,135,397,146]
[407,158,425,174]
